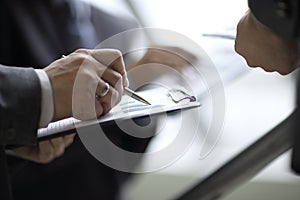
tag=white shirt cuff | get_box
[35,69,54,128]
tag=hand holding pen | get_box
[45,48,130,121]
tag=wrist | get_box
[44,65,74,121]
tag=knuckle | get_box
[54,148,65,157]
[115,91,122,104]
[75,48,90,55]
[110,72,123,85]
[110,49,122,57]
[64,135,75,145]
[101,101,113,115]
[278,69,290,75]
[115,72,123,81]
[72,50,95,66]
[111,88,122,106]
[101,102,111,115]
[52,143,65,157]
[95,104,104,118]
[109,49,123,64]
[38,153,54,164]
[75,54,90,65]
[245,60,257,68]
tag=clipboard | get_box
[37,85,201,141]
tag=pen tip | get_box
[142,99,151,105]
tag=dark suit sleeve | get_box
[249,0,300,174]
[249,0,300,40]
[0,65,41,146]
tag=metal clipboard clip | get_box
[167,89,196,104]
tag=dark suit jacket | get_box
[249,0,300,41]
[249,0,300,174]
[0,1,152,200]
[0,66,41,199]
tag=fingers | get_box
[37,138,64,163]
[87,49,129,87]
[90,50,128,114]
[74,49,125,94]
[50,137,65,157]
[73,49,126,119]
[37,136,75,164]
[8,135,75,164]
[46,48,128,121]
[31,134,74,164]
[63,133,75,147]
[90,49,125,73]
[38,135,75,163]
[95,79,121,116]
[95,84,120,115]
[102,68,124,90]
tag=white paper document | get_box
[37,86,201,139]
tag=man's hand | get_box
[235,11,298,75]
[44,49,129,121]
[8,49,128,164]
[7,134,75,164]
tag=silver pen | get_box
[124,87,151,105]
